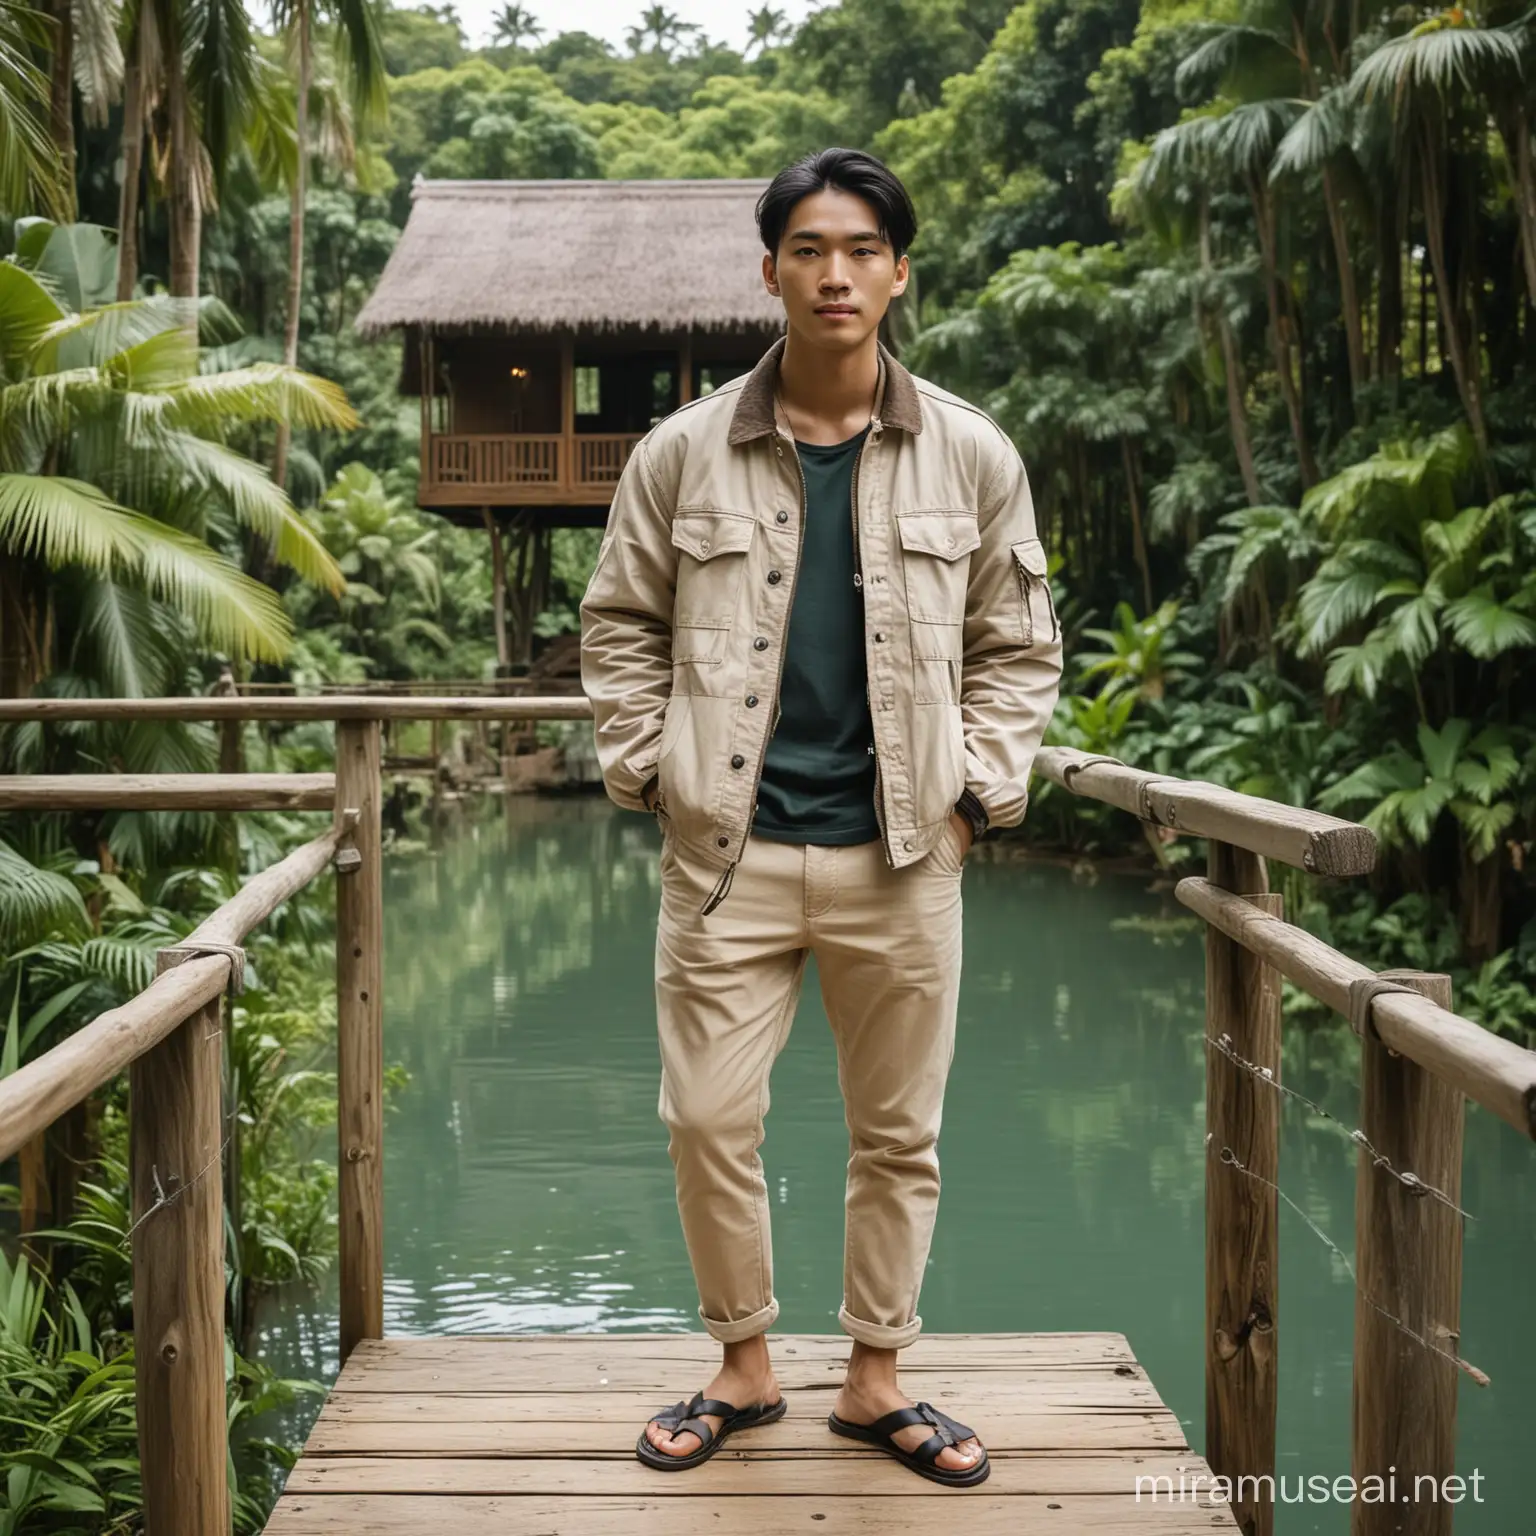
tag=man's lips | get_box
[816,305,857,315]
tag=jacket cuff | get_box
[954,788,990,842]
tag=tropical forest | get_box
[0,0,1533,1530]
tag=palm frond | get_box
[0,262,67,372]
[158,363,360,434]
[0,473,143,574]
[153,431,344,593]
[70,0,125,127]
[0,1,68,219]
[0,839,90,948]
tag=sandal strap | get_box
[648,1390,738,1450]
[864,1402,976,1467]
[673,1416,717,1450]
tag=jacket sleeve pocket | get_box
[1010,537,1056,648]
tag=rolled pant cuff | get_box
[838,1304,922,1350]
[700,1297,779,1343]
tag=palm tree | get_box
[0,0,68,218]
[743,4,788,58]
[42,0,123,213]
[491,2,541,50]
[625,4,696,58]
[268,0,386,496]
[0,228,351,694]
[1143,105,1319,488]
[1351,13,1523,467]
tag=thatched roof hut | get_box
[356,178,785,338]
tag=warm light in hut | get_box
[508,366,529,379]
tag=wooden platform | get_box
[265,1333,1238,1533]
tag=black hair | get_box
[755,148,917,262]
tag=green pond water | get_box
[262,795,1535,1531]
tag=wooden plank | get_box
[285,1450,1210,1497]
[266,1492,1240,1535]
[0,825,345,1160]
[337,721,384,1362]
[1351,972,1464,1536]
[1202,846,1280,1536]
[303,1410,1184,1457]
[331,1334,1138,1393]
[1035,746,1376,877]
[0,772,334,810]
[130,958,229,1536]
[1177,877,1536,1141]
[0,696,596,723]
[317,1376,1162,1422]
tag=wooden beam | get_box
[0,696,595,723]
[0,773,335,810]
[481,509,510,670]
[559,335,574,490]
[1177,877,1536,1141]
[131,950,230,1536]
[1351,971,1466,1536]
[0,824,346,1161]
[1202,844,1280,1536]
[336,720,384,1362]
[1035,746,1376,877]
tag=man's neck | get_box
[776,328,881,446]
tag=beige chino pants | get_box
[654,821,965,1350]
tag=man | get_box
[579,147,1062,1487]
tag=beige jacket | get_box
[579,338,1063,899]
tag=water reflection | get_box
[257,796,1533,1533]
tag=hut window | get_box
[575,366,601,416]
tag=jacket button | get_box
[700,539,711,553]
[903,839,914,851]
[717,835,730,848]
[776,510,789,524]
[746,694,758,707]
[753,636,769,651]
[874,631,886,643]
[730,754,745,769]
[767,569,781,584]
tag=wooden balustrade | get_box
[2,698,1531,1534]
[422,432,643,501]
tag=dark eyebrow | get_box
[787,229,887,244]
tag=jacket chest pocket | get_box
[897,510,980,704]
[671,509,756,685]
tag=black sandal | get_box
[635,1389,787,1471]
[827,1400,990,1487]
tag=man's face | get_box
[763,187,909,352]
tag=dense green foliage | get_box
[1,0,1534,1526]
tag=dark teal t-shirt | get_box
[752,427,882,846]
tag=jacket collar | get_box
[727,335,924,446]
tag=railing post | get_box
[1352,970,1462,1536]
[1204,841,1282,1536]
[336,718,384,1362]
[130,953,229,1536]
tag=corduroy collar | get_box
[727,335,924,446]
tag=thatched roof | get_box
[356,179,786,337]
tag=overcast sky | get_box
[447,1,822,54]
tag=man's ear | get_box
[890,253,910,299]
[762,252,780,297]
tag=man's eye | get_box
[793,246,819,256]
[854,247,878,257]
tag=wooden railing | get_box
[0,702,1530,1536]
[1035,744,1535,1536]
[423,432,644,494]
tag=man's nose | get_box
[820,258,851,291]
